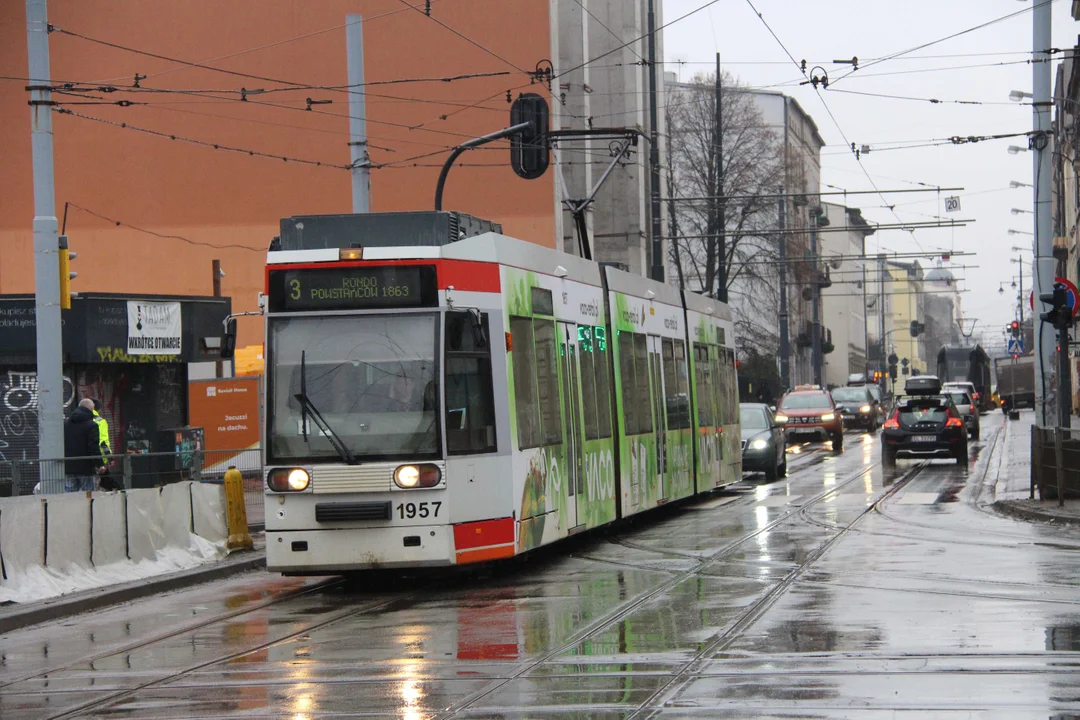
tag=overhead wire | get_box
[66,203,266,252]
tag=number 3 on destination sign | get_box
[289,279,301,300]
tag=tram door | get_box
[648,335,668,498]
[559,323,584,530]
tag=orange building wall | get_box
[0,1,556,347]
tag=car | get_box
[829,385,880,432]
[945,388,980,441]
[776,385,844,452]
[740,403,787,481]
[881,375,968,466]
[943,381,984,414]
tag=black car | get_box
[830,385,880,432]
[881,375,968,466]
[740,403,787,481]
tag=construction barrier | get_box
[0,482,239,599]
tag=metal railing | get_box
[1030,426,1080,507]
[0,448,265,528]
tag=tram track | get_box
[436,457,903,719]
[621,458,927,718]
[39,587,423,720]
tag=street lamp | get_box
[1008,145,1029,154]
[1011,208,1033,215]
[1010,180,1033,188]
[1009,89,1034,102]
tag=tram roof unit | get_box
[681,284,734,323]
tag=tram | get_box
[935,344,992,412]
[259,212,739,574]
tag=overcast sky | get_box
[663,0,1077,345]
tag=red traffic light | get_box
[1010,321,1019,330]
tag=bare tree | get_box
[666,71,785,356]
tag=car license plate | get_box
[911,435,937,443]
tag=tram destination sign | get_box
[269,265,438,311]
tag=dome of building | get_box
[924,266,955,285]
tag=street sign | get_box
[1007,336,1024,355]
[1030,276,1080,318]
[1028,278,1080,317]
[944,196,961,213]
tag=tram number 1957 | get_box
[396,501,442,520]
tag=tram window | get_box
[694,343,714,427]
[674,340,691,429]
[510,316,541,449]
[662,339,681,429]
[531,287,554,316]
[633,333,653,434]
[580,335,599,440]
[711,352,724,425]
[445,313,497,455]
[594,331,612,439]
[618,332,638,435]
[533,319,563,445]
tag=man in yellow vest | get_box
[91,399,111,457]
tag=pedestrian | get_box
[63,398,103,492]
[90,399,121,491]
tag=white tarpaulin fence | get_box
[0,482,230,603]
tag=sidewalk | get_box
[0,534,265,635]
[991,409,1080,525]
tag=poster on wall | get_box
[127,301,182,355]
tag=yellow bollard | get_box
[224,466,254,551]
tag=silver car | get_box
[946,390,980,441]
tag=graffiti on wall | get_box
[0,370,76,462]
[77,368,128,455]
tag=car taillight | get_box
[883,410,900,429]
[945,409,963,428]
[973,392,980,400]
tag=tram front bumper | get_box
[267,524,454,574]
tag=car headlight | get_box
[267,467,310,492]
[820,413,835,422]
[860,405,871,413]
[750,438,769,450]
[394,464,442,489]
[774,413,788,423]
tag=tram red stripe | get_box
[437,260,500,293]
[453,517,515,551]
[455,544,516,564]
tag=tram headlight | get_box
[394,464,442,489]
[267,467,310,492]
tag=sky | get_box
[663,0,1077,346]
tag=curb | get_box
[0,549,266,636]
[993,499,1080,527]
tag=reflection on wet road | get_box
[4,412,1080,717]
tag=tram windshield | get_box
[268,314,439,462]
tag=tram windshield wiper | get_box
[295,350,357,465]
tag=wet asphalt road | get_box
[4,412,1080,718]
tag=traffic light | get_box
[1040,283,1072,329]
[58,235,77,310]
[1009,320,1020,337]
[510,93,550,180]
[909,320,925,337]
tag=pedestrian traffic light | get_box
[58,235,77,310]
[1040,283,1071,329]
[510,93,550,180]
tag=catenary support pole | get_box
[811,221,822,386]
[777,188,790,390]
[213,259,223,378]
[646,0,664,283]
[1033,0,1054,426]
[715,53,727,303]
[26,0,65,464]
[347,13,371,213]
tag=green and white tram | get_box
[262,212,739,574]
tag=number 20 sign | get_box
[944,196,961,213]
